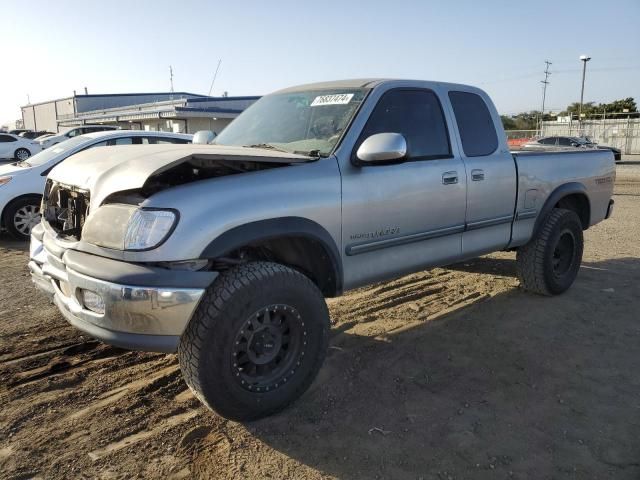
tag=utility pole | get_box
[539,60,552,134]
[169,65,174,99]
[578,55,591,132]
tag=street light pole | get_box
[578,55,591,131]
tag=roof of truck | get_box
[274,78,481,94]
[275,79,390,93]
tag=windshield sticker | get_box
[310,93,354,107]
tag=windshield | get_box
[214,88,368,156]
[24,136,91,167]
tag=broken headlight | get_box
[82,204,177,251]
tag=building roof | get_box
[21,92,207,109]
[53,94,259,126]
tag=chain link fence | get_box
[505,115,640,154]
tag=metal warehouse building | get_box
[21,92,259,135]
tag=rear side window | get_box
[358,89,451,160]
[448,91,498,157]
[0,135,16,142]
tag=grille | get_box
[43,179,90,240]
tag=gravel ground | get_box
[0,164,639,479]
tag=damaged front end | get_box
[42,180,91,241]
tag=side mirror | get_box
[355,133,407,164]
[193,130,216,145]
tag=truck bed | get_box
[509,148,615,247]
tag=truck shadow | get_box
[233,256,640,479]
[0,232,29,252]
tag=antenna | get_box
[207,59,222,97]
[539,60,552,132]
[169,65,174,98]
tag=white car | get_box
[0,133,43,161]
[39,125,118,149]
[0,130,192,239]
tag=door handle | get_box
[471,169,485,181]
[442,171,458,185]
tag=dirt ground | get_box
[1,164,639,480]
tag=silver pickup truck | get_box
[29,79,615,420]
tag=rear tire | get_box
[14,148,31,161]
[516,208,584,295]
[3,196,42,241]
[178,261,330,421]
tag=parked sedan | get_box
[522,136,622,161]
[19,130,55,140]
[0,130,192,239]
[39,125,118,149]
[0,133,43,161]
[577,136,622,162]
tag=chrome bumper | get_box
[29,232,206,353]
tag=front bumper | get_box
[29,229,217,353]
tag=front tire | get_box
[14,148,31,161]
[3,196,42,240]
[516,208,584,295]
[178,261,330,421]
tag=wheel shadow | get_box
[218,256,640,479]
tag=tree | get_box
[501,111,554,130]
[601,97,637,114]
[500,116,517,130]
[559,98,637,117]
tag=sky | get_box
[1,0,639,125]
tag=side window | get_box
[557,137,572,146]
[448,91,498,157]
[357,89,451,160]
[539,138,554,145]
[67,129,79,138]
[0,135,16,142]
[111,137,133,145]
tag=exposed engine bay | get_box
[42,180,90,240]
[140,155,292,198]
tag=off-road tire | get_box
[178,261,330,421]
[3,196,42,240]
[516,208,584,295]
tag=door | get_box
[447,90,517,257]
[340,88,467,289]
[0,135,17,158]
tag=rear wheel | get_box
[516,208,584,295]
[178,261,330,421]
[3,196,42,240]
[14,148,31,161]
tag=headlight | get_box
[124,209,177,250]
[82,204,177,251]
[0,176,12,186]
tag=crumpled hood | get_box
[47,143,311,210]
